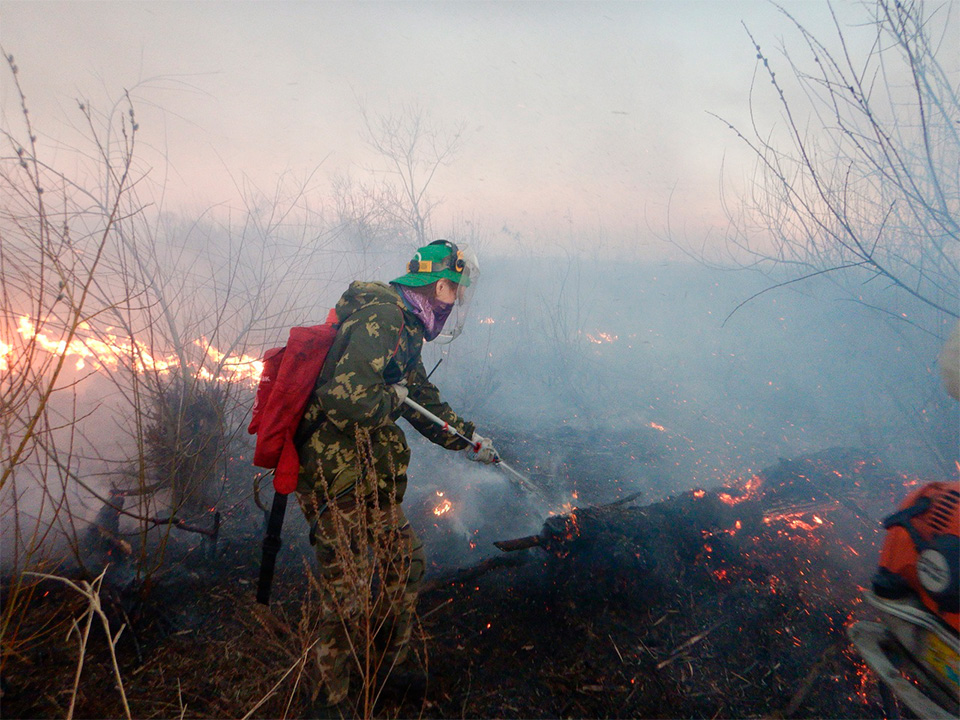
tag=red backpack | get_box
[249,308,339,604]
[248,308,339,494]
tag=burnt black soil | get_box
[1,448,917,719]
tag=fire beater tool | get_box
[401,396,546,500]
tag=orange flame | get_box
[3,316,262,384]
[763,511,829,532]
[0,339,11,372]
[432,490,452,517]
[718,474,764,506]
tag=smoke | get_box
[404,446,545,570]
[4,233,956,577]
[404,253,957,569]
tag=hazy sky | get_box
[2,1,948,251]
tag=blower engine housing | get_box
[873,481,960,633]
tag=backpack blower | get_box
[247,309,339,605]
[848,481,959,718]
[848,323,960,717]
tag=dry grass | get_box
[25,569,132,720]
[242,429,428,719]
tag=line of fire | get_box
[3,297,957,719]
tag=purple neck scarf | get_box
[396,284,453,341]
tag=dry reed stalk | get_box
[25,569,132,720]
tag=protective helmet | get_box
[392,239,479,344]
[392,240,473,287]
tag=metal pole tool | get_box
[401,396,546,499]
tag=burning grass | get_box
[0,447,928,718]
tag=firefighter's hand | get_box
[390,383,409,405]
[467,433,499,464]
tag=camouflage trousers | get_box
[297,489,425,705]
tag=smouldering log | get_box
[493,535,542,552]
[494,491,644,553]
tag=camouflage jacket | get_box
[294,281,475,502]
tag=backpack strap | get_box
[293,304,407,449]
[392,315,405,359]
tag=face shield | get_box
[434,244,479,345]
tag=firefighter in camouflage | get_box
[293,240,497,706]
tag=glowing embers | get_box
[542,510,581,557]
[433,490,453,517]
[537,495,582,556]
[3,315,263,384]
[584,331,618,344]
[552,491,583,543]
[717,473,764,506]
[561,509,581,542]
[763,511,828,532]
[847,647,878,706]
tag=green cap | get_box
[392,240,467,287]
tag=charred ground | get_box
[2,444,918,719]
